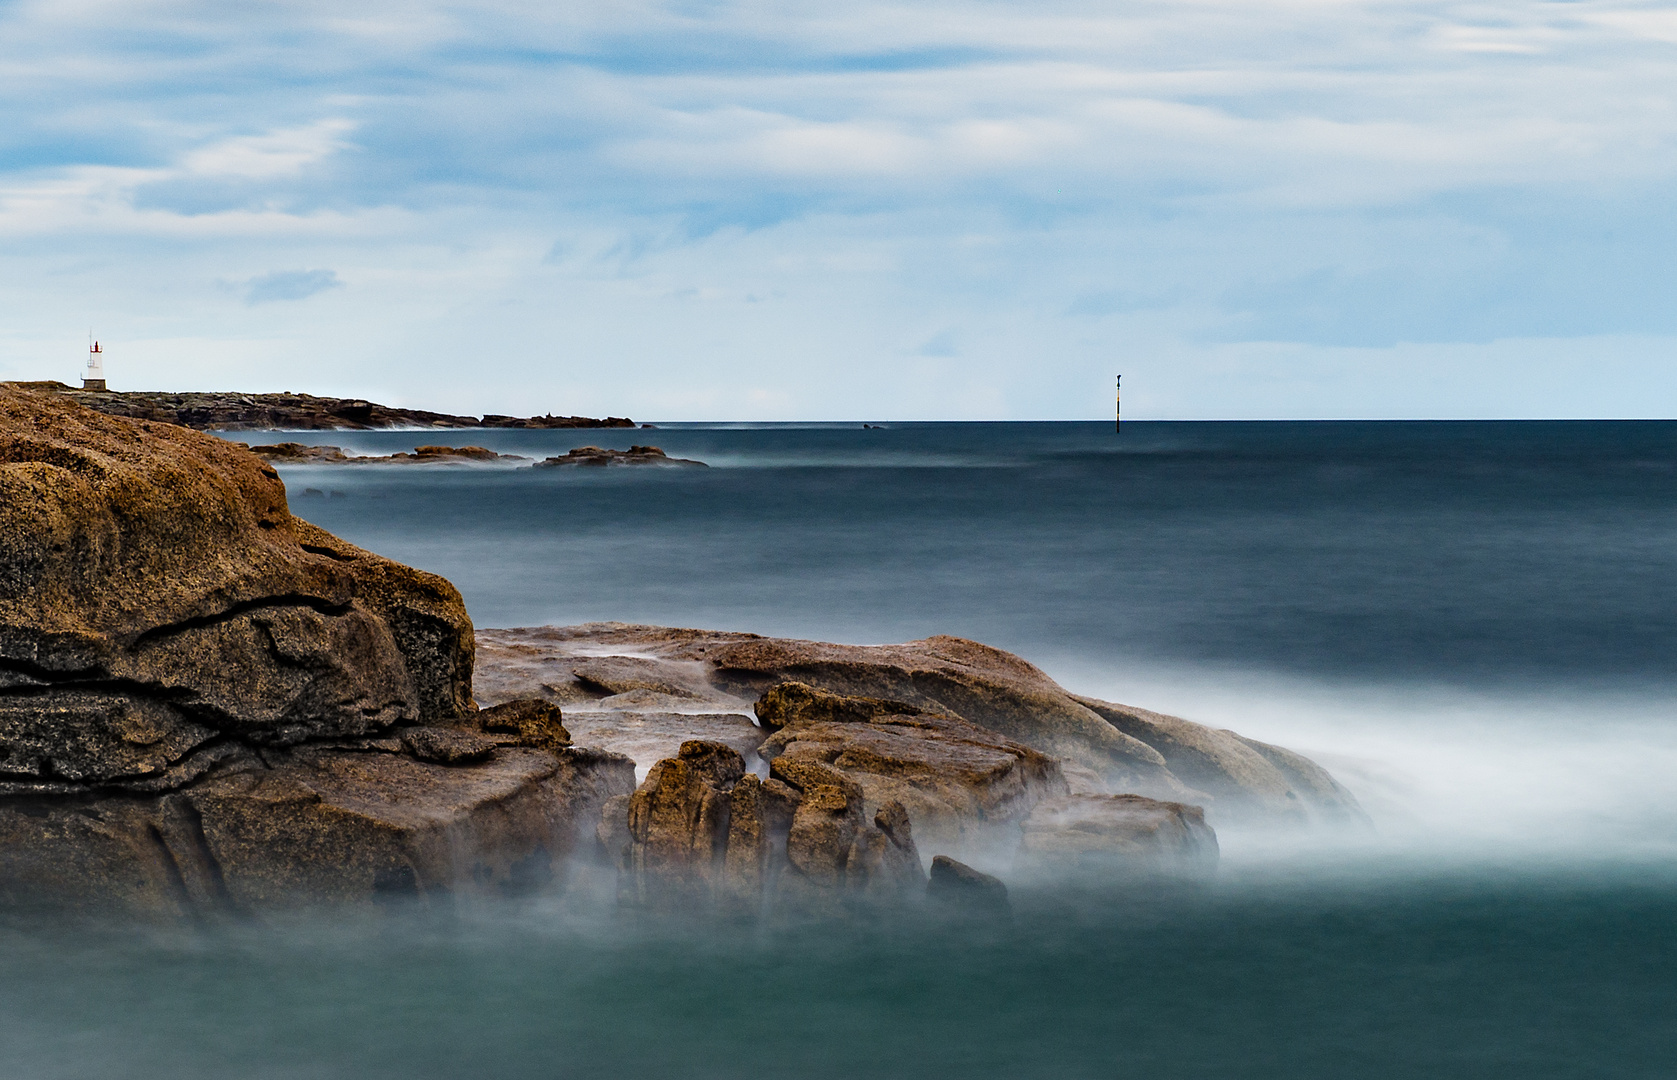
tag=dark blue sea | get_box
[7,421,1674,1078]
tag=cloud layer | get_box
[2,0,1675,417]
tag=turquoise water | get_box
[3,863,1673,1078]
[6,421,1672,1077]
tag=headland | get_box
[3,380,636,431]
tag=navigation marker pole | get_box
[1115,375,1121,434]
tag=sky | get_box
[1,0,1675,420]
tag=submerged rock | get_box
[927,855,1010,914]
[1018,794,1218,873]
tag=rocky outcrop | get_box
[0,388,633,913]
[244,443,529,465]
[4,382,635,431]
[609,739,924,913]
[0,744,633,915]
[757,683,1069,851]
[474,624,1365,827]
[534,446,706,468]
[1070,696,1367,827]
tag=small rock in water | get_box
[927,855,1010,914]
[534,445,707,468]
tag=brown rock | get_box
[400,726,497,765]
[712,634,1171,789]
[472,624,1362,829]
[926,855,1009,914]
[0,387,475,791]
[785,783,863,888]
[0,745,635,915]
[413,445,499,460]
[534,446,706,468]
[1018,794,1218,872]
[0,388,649,914]
[247,442,351,463]
[769,756,864,803]
[571,656,708,699]
[473,625,1178,795]
[596,792,632,864]
[723,773,768,903]
[754,680,923,732]
[760,704,1067,852]
[477,698,572,753]
[848,800,925,894]
[1071,696,1366,825]
[249,443,526,465]
[623,740,744,905]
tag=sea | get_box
[5,420,1674,1078]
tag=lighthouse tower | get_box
[83,337,106,391]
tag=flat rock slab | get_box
[474,624,1364,827]
[761,712,1068,851]
[561,711,764,781]
[0,746,634,916]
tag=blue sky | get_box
[2,0,1675,419]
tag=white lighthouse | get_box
[84,336,106,391]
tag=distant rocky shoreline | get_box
[246,442,707,468]
[3,381,637,431]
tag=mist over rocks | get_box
[478,624,1368,907]
[474,624,1365,831]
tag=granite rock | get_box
[474,624,1365,826]
[0,388,633,913]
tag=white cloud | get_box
[2,0,1677,417]
[180,119,357,180]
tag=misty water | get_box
[7,421,1674,1077]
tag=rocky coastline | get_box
[242,442,707,468]
[0,385,1362,919]
[3,381,636,431]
